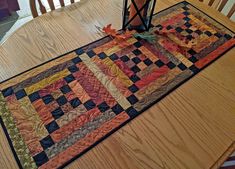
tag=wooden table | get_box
[0,0,235,168]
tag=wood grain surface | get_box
[0,0,235,169]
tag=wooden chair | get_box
[30,0,75,18]
[199,0,235,18]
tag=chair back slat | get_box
[208,0,216,6]
[203,0,234,19]
[38,0,47,14]
[59,0,65,7]
[30,0,75,18]
[48,0,56,10]
[227,3,235,18]
[218,0,228,12]
[30,0,38,18]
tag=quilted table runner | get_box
[0,1,234,169]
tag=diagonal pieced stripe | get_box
[50,108,102,143]
[154,41,181,65]
[194,37,227,60]
[74,62,117,106]
[134,69,193,111]
[135,65,169,89]
[115,44,136,57]
[140,40,167,62]
[80,53,131,109]
[136,64,158,79]
[38,78,67,97]
[92,56,132,97]
[0,93,37,169]
[188,14,217,34]
[195,39,235,69]
[135,67,182,100]
[101,57,133,87]
[161,13,185,28]
[187,5,235,35]
[68,80,91,103]
[18,97,49,138]
[157,38,193,67]
[41,111,129,169]
[45,109,116,159]
[0,52,77,91]
[55,104,87,127]
[12,60,74,93]
[105,38,137,56]
[191,34,218,53]
[5,95,44,156]
[138,46,159,62]
[25,69,70,95]
[152,4,185,25]
[95,37,137,56]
